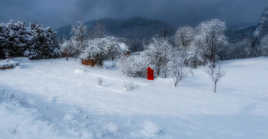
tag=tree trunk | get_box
[214,82,217,93]
[174,78,179,87]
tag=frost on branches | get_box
[119,53,151,78]
[167,49,187,87]
[174,26,204,67]
[143,38,173,78]
[193,19,227,66]
[206,62,225,93]
[175,26,195,48]
[120,37,177,79]
[60,22,88,59]
[80,36,129,65]
[71,22,88,53]
[60,40,80,60]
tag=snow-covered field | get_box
[0,57,268,139]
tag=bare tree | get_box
[168,49,187,87]
[195,19,227,67]
[206,62,225,93]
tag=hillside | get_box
[0,57,268,139]
[56,10,268,47]
[57,17,175,40]
[228,8,268,43]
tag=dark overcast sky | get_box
[0,0,267,28]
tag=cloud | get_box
[0,0,267,27]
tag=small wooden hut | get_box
[81,59,97,67]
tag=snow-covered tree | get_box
[0,21,31,58]
[80,36,128,65]
[119,54,150,78]
[260,35,268,56]
[0,20,59,59]
[174,26,204,67]
[255,8,268,38]
[227,39,253,59]
[71,22,88,53]
[206,62,225,93]
[175,26,195,49]
[194,19,227,66]
[25,24,60,59]
[60,39,79,60]
[143,38,173,77]
[0,24,9,59]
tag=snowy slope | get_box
[0,57,268,139]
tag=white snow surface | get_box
[0,57,268,139]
